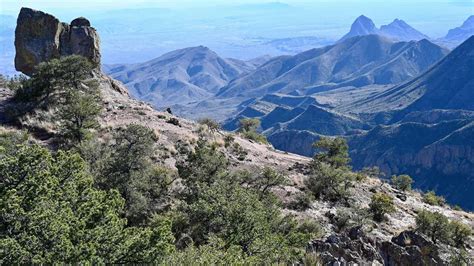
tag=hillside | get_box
[379,19,428,41]
[438,15,474,48]
[344,35,474,116]
[217,35,448,99]
[105,46,256,107]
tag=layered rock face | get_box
[15,7,100,76]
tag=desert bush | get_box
[306,137,355,202]
[287,192,314,211]
[449,220,473,247]
[223,134,235,147]
[416,210,451,244]
[391,174,414,191]
[172,138,314,263]
[369,193,395,222]
[59,89,101,146]
[198,118,221,133]
[312,137,351,170]
[423,191,446,206]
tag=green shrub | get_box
[161,239,254,265]
[449,220,473,247]
[369,193,395,222]
[223,134,234,147]
[173,138,313,263]
[306,162,354,201]
[241,130,268,144]
[416,210,451,244]
[0,144,175,264]
[391,174,414,191]
[287,192,314,211]
[423,191,446,206]
[449,248,471,266]
[59,89,101,146]
[306,137,355,202]
[238,118,260,132]
[13,55,95,106]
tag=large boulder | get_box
[15,7,100,76]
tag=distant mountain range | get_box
[105,46,266,107]
[217,35,448,99]
[339,15,474,48]
[437,15,474,48]
[345,36,474,117]
[340,15,428,42]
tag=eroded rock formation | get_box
[15,7,100,76]
[307,226,448,265]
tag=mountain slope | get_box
[217,35,448,99]
[105,46,255,107]
[349,120,474,209]
[439,15,474,48]
[345,36,474,116]
[379,19,428,41]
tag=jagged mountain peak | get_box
[340,15,429,42]
[340,15,378,41]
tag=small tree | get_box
[449,220,472,247]
[59,90,101,146]
[312,137,350,170]
[369,193,396,222]
[306,137,354,201]
[237,118,267,144]
[416,210,451,244]
[13,55,95,106]
[391,174,413,191]
[238,118,260,132]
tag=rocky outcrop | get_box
[307,227,448,265]
[15,7,100,76]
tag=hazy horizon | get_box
[1,0,472,72]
